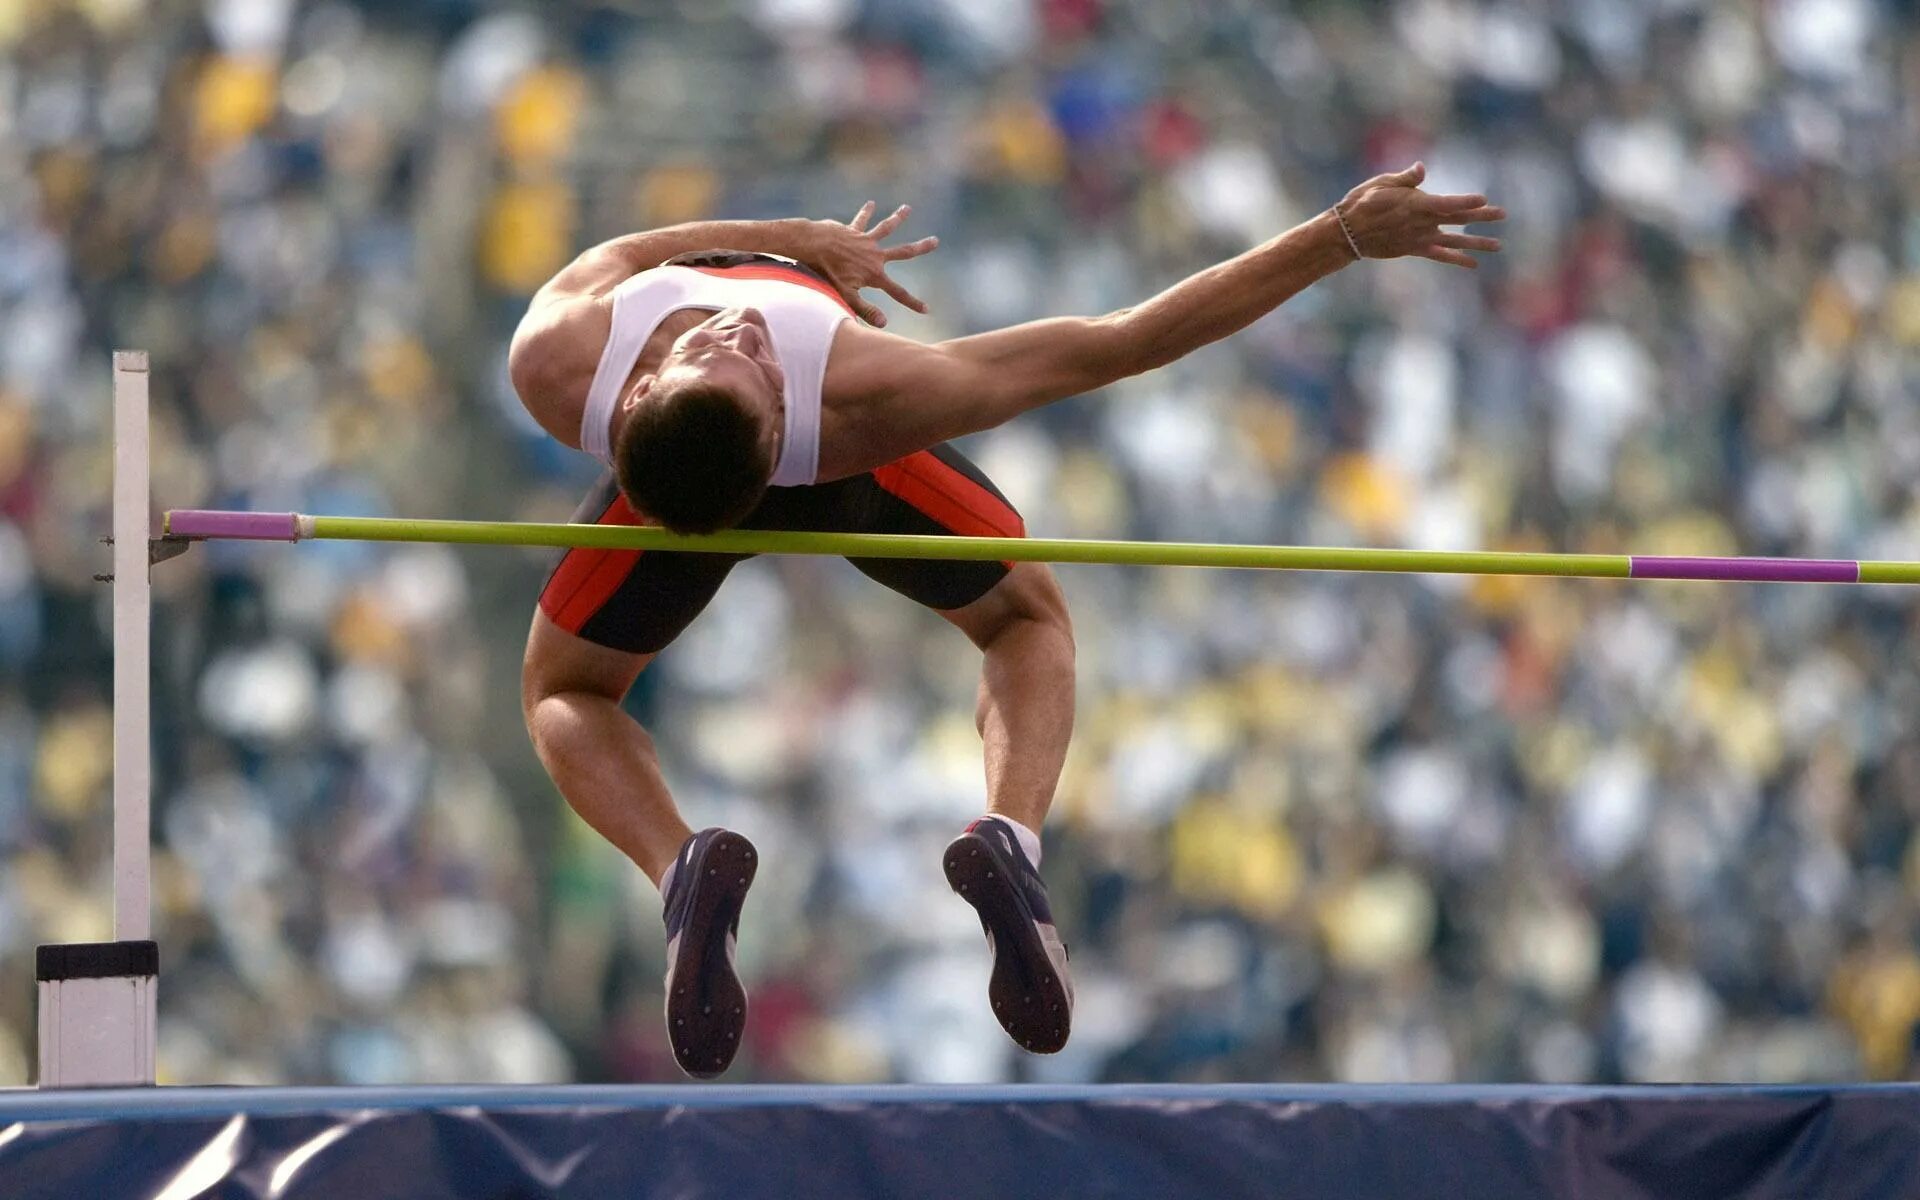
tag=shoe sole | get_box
[943,831,1071,1054]
[665,830,757,1078]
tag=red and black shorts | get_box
[539,444,1026,655]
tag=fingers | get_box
[881,235,939,262]
[1442,204,1506,225]
[1419,246,1479,270]
[1416,191,1490,214]
[1366,161,1424,188]
[1434,232,1501,253]
[829,271,925,323]
[1355,164,1418,194]
[877,271,928,314]
[831,203,935,318]
[825,269,888,326]
[869,203,911,240]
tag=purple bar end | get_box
[165,509,301,541]
[1630,556,1859,584]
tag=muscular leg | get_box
[525,559,1073,876]
[522,609,691,887]
[939,561,1076,833]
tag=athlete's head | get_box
[613,306,786,535]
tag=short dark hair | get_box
[613,379,774,535]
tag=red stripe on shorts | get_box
[540,495,648,635]
[690,265,856,316]
[873,451,1025,567]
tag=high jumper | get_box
[502,164,1504,1076]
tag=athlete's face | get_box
[632,307,786,463]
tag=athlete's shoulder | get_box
[509,294,607,420]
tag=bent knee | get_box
[521,675,563,727]
[1009,562,1072,632]
[962,561,1074,648]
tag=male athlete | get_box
[512,164,1503,1077]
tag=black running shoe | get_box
[943,817,1073,1053]
[661,827,757,1078]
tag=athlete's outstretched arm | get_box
[820,165,1501,477]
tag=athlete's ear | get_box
[622,374,656,411]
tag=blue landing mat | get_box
[1,1082,1916,1199]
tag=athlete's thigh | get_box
[523,605,653,707]
[835,443,1027,612]
[535,472,747,655]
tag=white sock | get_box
[983,815,1043,867]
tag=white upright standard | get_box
[36,350,159,1087]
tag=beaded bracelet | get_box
[1331,203,1364,261]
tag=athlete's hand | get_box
[807,202,939,327]
[1335,163,1505,269]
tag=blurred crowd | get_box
[0,0,1917,1086]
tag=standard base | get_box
[35,941,158,1088]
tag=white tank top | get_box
[579,258,850,488]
